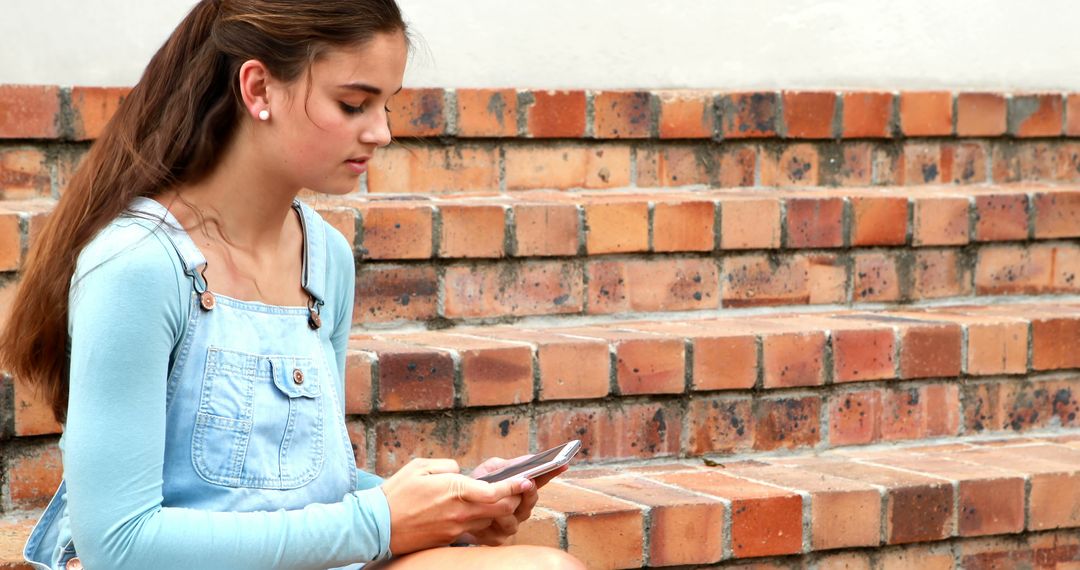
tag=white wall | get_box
[3,0,1079,90]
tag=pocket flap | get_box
[271,356,322,398]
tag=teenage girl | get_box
[1,1,584,568]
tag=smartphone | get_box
[476,440,581,484]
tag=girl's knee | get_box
[515,546,586,570]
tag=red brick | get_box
[951,142,989,184]
[871,146,905,185]
[850,195,908,247]
[720,92,780,138]
[0,213,23,271]
[635,145,710,186]
[584,200,649,253]
[357,204,432,259]
[360,340,455,411]
[537,482,644,569]
[355,264,438,324]
[0,147,50,199]
[903,143,947,185]
[586,258,719,314]
[593,91,653,139]
[437,204,506,258]
[533,336,610,401]
[925,383,961,437]
[754,396,821,451]
[783,91,837,139]
[913,196,969,246]
[760,143,820,186]
[687,397,755,455]
[455,414,531,470]
[1032,317,1080,370]
[5,441,62,510]
[822,142,873,186]
[899,322,963,379]
[784,196,845,248]
[388,88,445,137]
[1068,94,1080,136]
[504,144,630,190]
[402,333,533,407]
[723,254,820,307]
[69,86,129,140]
[613,336,685,395]
[900,91,954,137]
[454,88,517,137]
[1010,93,1064,137]
[344,350,373,414]
[658,91,715,139]
[976,244,1080,296]
[842,91,894,138]
[346,419,369,471]
[506,508,560,549]
[442,261,584,319]
[0,85,60,139]
[652,470,803,558]
[956,93,1007,137]
[573,476,725,566]
[965,320,1028,376]
[690,332,758,391]
[881,387,928,441]
[829,389,883,446]
[719,197,782,250]
[367,145,498,194]
[854,252,902,302]
[833,327,897,382]
[762,331,826,388]
[536,403,683,462]
[912,249,972,300]
[1057,142,1080,182]
[1033,191,1080,239]
[878,544,956,570]
[974,194,1029,242]
[512,202,580,257]
[652,199,715,252]
[525,90,587,138]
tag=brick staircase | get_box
[0,84,1079,568]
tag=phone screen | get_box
[477,442,572,483]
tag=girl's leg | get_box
[366,545,586,570]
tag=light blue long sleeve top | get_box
[41,199,391,570]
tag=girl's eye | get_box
[339,102,393,115]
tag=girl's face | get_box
[265,31,407,195]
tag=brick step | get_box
[2,184,1079,325]
[5,300,1080,512]
[4,86,1080,199]
[1,436,1077,569]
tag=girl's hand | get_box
[460,457,569,546]
[380,458,525,555]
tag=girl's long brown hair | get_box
[0,0,408,423]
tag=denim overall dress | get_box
[23,197,368,569]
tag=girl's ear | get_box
[238,59,272,121]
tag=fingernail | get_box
[520,479,534,493]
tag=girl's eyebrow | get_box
[338,83,404,96]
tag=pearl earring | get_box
[258,109,270,121]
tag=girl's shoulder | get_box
[73,211,189,293]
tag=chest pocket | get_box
[192,347,325,489]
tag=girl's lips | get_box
[345,158,368,174]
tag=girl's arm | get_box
[325,226,386,492]
[64,230,391,570]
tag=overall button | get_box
[66,558,83,570]
[293,369,304,385]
